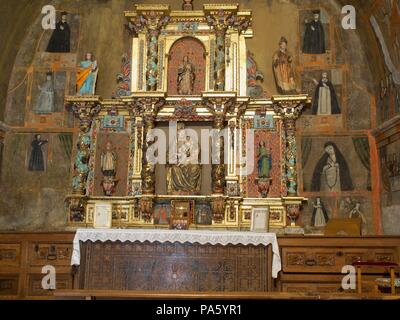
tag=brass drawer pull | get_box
[305,259,317,266]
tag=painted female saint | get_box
[273,37,297,94]
[76,53,98,96]
[258,142,272,178]
[35,72,55,114]
[177,56,195,95]
[28,134,48,171]
[311,142,354,192]
[311,197,329,227]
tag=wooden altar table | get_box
[71,229,281,292]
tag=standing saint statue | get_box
[76,53,98,96]
[101,141,117,177]
[167,123,201,194]
[311,72,341,115]
[177,56,195,95]
[28,134,48,171]
[46,12,71,53]
[35,72,55,114]
[303,10,326,54]
[100,141,118,196]
[257,142,272,178]
[273,37,297,94]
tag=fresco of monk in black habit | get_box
[303,10,326,54]
[311,72,341,115]
[46,12,71,53]
[311,142,354,192]
[28,134,48,172]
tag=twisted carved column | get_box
[142,113,156,195]
[273,97,307,196]
[130,96,165,196]
[67,98,101,195]
[212,114,226,194]
[128,10,170,91]
[205,7,250,91]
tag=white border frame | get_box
[93,203,112,229]
[251,207,270,232]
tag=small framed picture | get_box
[93,203,112,229]
[251,207,270,232]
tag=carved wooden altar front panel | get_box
[79,241,272,292]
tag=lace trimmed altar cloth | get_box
[71,229,282,278]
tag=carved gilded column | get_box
[67,97,101,195]
[204,93,236,195]
[128,95,165,195]
[205,5,250,91]
[212,114,226,194]
[272,95,308,196]
[225,99,248,197]
[126,6,170,91]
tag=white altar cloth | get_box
[71,229,282,278]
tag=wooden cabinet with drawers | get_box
[0,233,75,299]
[0,233,399,298]
[277,236,400,293]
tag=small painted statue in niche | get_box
[28,134,48,171]
[177,56,195,95]
[46,11,71,53]
[273,37,297,94]
[100,141,118,196]
[311,197,329,227]
[258,141,272,178]
[311,142,354,192]
[256,141,272,198]
[35,72,55,114]
[77,53,98,96]
[311,72,340,115]
[303,10,326,54]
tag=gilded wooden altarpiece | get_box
[65,3,310,232]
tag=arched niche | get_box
[167,36,206,96]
